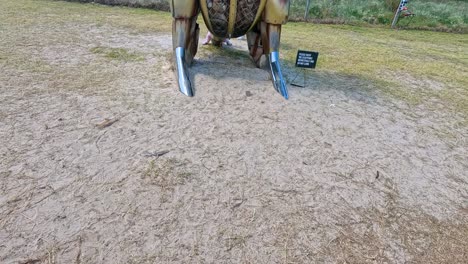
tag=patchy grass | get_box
[142,158,192,188]
[2,0,466,118]
[320,176,468,263]
[141,158,193,202]
[0,0,172,33]
[65,0,170,11]
[91,46,144,61]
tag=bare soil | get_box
[0,1,467,263]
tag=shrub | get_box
[384,0,401,12]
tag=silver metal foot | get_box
[175,47,193,97]
[269,51,289,99]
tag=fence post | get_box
[305,0,311,21]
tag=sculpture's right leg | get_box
[247,0,290,99]
[170,0,200,96]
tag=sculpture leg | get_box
[262,22,288,99]
[171,1,200,96]
[248,22,288,99]
[246,26,265,67]
[248,0,290,99]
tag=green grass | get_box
[66,0,170,10]
[290,0,468,33]
[0,0,172,33]
[280,22,468,115]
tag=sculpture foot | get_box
[175,47,193,97]
[269,51,288,99]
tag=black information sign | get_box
[295,50,319,69]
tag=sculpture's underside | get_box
[203,0,262,38]
[170,0,290,99]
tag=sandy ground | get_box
[1,4,467,264]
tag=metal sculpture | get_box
[170,0,290,99]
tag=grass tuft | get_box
[90,46,144,61]
[142,158,191,187]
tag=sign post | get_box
[291,50,319,88]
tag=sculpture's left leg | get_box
[262,0,290,99]
[171,1,200,96]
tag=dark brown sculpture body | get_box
[171,0,290,98]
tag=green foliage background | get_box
[289,0,468,33]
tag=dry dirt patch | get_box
[0,1,467,263]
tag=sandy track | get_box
[0,4,467,264]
